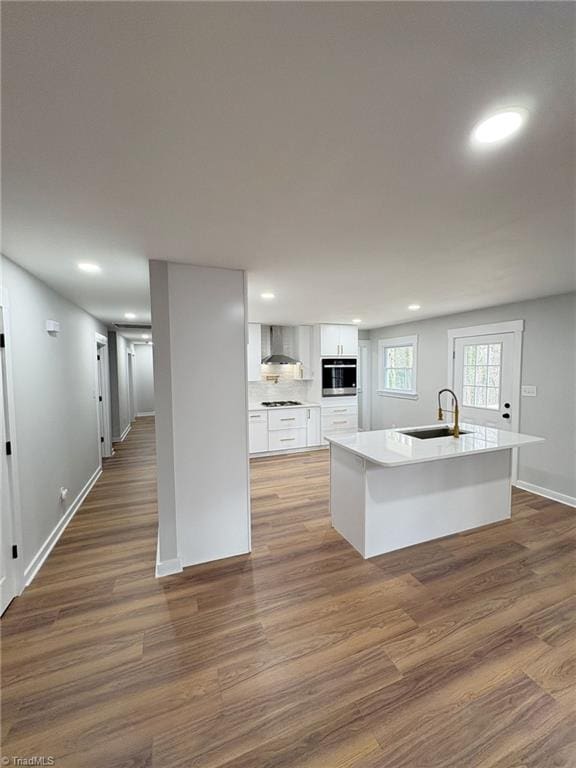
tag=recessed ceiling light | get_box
[141,333,150,339]
[77,262,101,274]
[124,312,136,320]
[471,109,527,146]
[261,292,275,300]
[352,318,362,324]
[408,304,421,311]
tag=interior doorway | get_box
[127,351,136,423]
[0,303,23,614]
[96,333,113,460]
[358,340,371,431]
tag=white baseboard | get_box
[137,411,155,417]
[250,445,327,459]
[113,423,132,443]
[24,465,103,586]
[155,557,183,578]
[514,480,576,509]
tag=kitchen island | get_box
[326,424,543,558]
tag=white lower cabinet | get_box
[269,427,307,451]
[249,418,269,453]
[306,407,321,447]
[249,405,322,454]
[321,403,358,444]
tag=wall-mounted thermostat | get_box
[521,385,537,397]
[46,320,60,334]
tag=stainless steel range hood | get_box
[261,326,300,365]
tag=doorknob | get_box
[502,413,510,419]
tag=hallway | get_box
[1,417,575,767]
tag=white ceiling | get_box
[2,2,575,329]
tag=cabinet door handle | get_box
[333,420,348,425]
[250,415,261,419]
[280,417,296,421]
[280,437,296,442]
[333,409,347,413]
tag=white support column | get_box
[150,261,250,576]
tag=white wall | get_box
[2,256,107,580]
[368,292,576,500]
[150,261,250,573]
[134,344,155,415]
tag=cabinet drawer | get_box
[268,427,307,451]
[268,408,307,430]
[248,410,268,424]
[322,404,357,417]
[322,414,358,431]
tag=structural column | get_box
[149,261,250,576]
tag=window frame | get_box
[377,335,419,399]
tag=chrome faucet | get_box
[438,388,460,438]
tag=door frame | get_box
[447,319,524,481]
[95,333,113,459]
[127,349,136,422]
[0,293,25,611]
[358,339,372,430]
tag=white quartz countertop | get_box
[248,402,321,411]
[326,423,544,467]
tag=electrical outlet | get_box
[59,487,69,503]
[521,385,537,397]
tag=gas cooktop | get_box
[261,400,302,407]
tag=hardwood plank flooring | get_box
[2,416,575,767]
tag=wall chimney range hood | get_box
[261,326,300,365]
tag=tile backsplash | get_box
[248,380,313,404]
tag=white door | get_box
[0,308,19,614]
[453,333,516,431]
[358,340,371,431]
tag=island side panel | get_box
[330,443,367,557]
[363,449,512,558]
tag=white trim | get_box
[250,445,327,459]
[95,331,108,345]
[514,480,576,509]
[377,335,419,398]
[155,557,183,578]
[24,466,102,586]
[136,411,155,417]
[376,390,419,400]
[155,537,183,577]
[447,320,524,483]
[114,422,132,443]
[448,320,524,339]
[0,286,25,602]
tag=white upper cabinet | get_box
[339,325,359,356]
[320,325,358,357]
[247,323,262,381]
[294,325,313,379]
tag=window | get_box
[462,342,502,409]
[377,335,418,398]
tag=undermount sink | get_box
[401,427,470,440]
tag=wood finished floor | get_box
[1,416,575,767]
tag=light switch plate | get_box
[521,385,537,397]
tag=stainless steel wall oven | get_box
[322,358,357,397]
